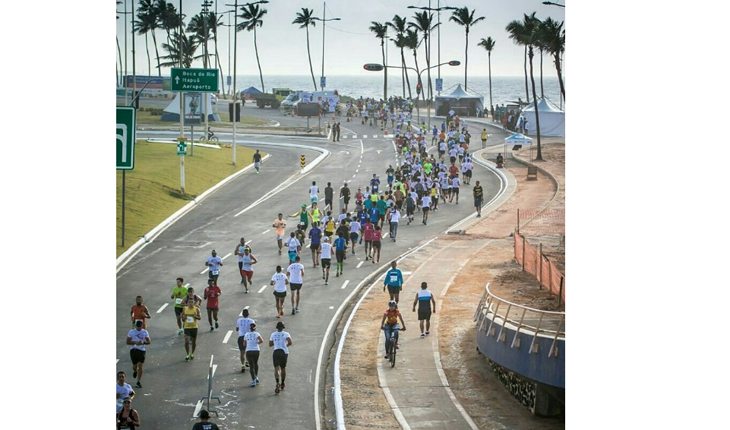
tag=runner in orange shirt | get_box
[130,296,151,329]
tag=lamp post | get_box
[225,0,269,165]
[312,3,341,91]
[407,4,458,97]
[218,10,235,98]
[201,0,213,144]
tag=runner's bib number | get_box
[175,298,183,305]
[211,270,219,276]
[186,316,195,323]
[389,275,398,283]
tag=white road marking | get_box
[193,400,203,417]
[257,285,268,293]
[262,229,270,235]
[357,261,364,268]
[363,135,368,138]
[352,174,356,178]
[401,271,412,275]
[341,280,350,289]
[353,135,358,139]
[373,135,378,138]
[222,330,233,344]
[195,241,212,249]
[222,252,232,260]
[207,364,218,380]
[156,303,169,313]
[329,306,334,310]
[116,359,119,364]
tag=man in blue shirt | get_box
[383,260,404,303]
[333,232,347,277]
[308,222,322,268]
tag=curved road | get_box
[116,121,503,429]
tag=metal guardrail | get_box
[475,283,565,358]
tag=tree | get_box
[409,11,437,101]
[187,13,213,67]
[506,13,543,161]
[205,12,225,97]
[387,15,409,98]
[238,3,268,93]
[403,29,421,99]
[137,0,162,76]
[449,7,485,92]
[539,17,565,99]
[369,21,388,101]
[293,8,318,91]
[159,30,199,69]
[477,37,495,116]
[506,19,530,104]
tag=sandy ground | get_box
[339,141,566,429]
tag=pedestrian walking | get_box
[253,149,262,173]
[270,321,293,395]
[473,180,484,217]
[383,261,404,303]
[412,282,436,336]
[126,320,151,388]
[243,323,264,387]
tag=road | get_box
[116,120,503,429]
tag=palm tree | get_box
[506,19,530,104]
[293,8,318,91]
[187,13,213,67]
[205,12,225,96]
[506,13,543,161]
[539,17,565,99]
[387,15,409,98]
[137,0,162,76]
[369,22,388,101]
[157,0,183,71]
[403,29,421,100]
[477,37,495,116]
[238,3,268,93]
[409,11,437,101]
[159,30,199,69]
[449,7,485,92]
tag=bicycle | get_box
[199,128,219,143]
[383,325,405,367]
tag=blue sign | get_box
[226,75,232,86]
[435,78,443,92]
[320,76,326,88]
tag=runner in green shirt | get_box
[170,277,188,335]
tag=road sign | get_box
[116,107,136,170]
[177,141,187,156]
[435,78,443,92]
[320,76,326,88]
[300,154,306,168]
[171,68,219,92]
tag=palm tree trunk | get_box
[464,28,469,91]
[554,53,565,99]
[381,40,387,101]
[401,48,412,99]
[152,30,162,76]
[214,34,225,97]
[412,50,421,100]
[528,46,542,161]
[306,27,317,91]
[539,48,544,99]
[424,35,431,102]
[523,45,529,103]
[400,48,405,97]
[144,34,152,76]
[488,52,493,115]
[117,36,123,87]
[253,27,265,93]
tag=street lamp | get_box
[225,0,269,165]
[542,1,565,7]
[218,10,236,98]
[408,4,458,96]
[201,0,214,144]
[312,2,341,91]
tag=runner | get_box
[116,371,135,413]
[324,214,336,239]
[182,300,201,361]
[253,149,262,173]
[348,216,361,255]
[386,204,400,242]
[339,182,351,212]
[192,410,219,430]
[309,181,319,204]
[269,321,293,394]
[130,296,151,329]
[205,250,223,283]
[286,256,305,315]
[296,204,309,231]
[270,265,289,318]
[412,281,436,336]
[235,308,256,372]
[473,180,484,217]
[243,323,264,387]
[240,247,257,293]
[450,174,461,204]
[308,202,322,227]
[234,237,252,285]
[421,193,432,225]
[126,321,151,388]
[383,261,404,303]
[320,236,333,285]
[333,231,347,277]
[203,278,221,331]
[183,287,203,307]
[285,232,301,264]
[171,278,188,335]
[324,182,334,211]
[308,222,322,268]
[272,213,287,255]
[371,225,382,264]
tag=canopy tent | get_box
[434,84,484,116]
[161,92,220,122]
[504,132,533,146]
[521,98,565,137]
[241,86,262,96]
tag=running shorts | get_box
[290,283,302,291]
[321,258,331,268]
[184,328,198,339]
[273,349,288,368]
[130,349,146,364]
[273,291,287,299]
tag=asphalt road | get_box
[116,120,503,429]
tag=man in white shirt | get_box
[205,250,223,283]
[235,308,256,372]
[320,236,333,285]
[270,266,289,318]
[387,204,401,242]
[269,321,293,395]
[126,320,151,388]
[450,175,461,204]
[116,371,135,413]
[421,193,432,225]
[348,218,361,255]
[286,256,305,315]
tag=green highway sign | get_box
[116,107,136,170]
[177,141,187,156]
[171,68,219,92]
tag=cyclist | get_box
[380,300,406,360]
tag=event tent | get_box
[434,84,484,116]
[521,98,565,137]
[241,86,262,96]
[161,92,220,122]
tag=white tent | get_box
[504,133,533,145]
[521,98,564,137]
[434,84,484,116]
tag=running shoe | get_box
[215,321,219,329]
[190,354,194,360]
[384,354,389,359]
[255,377,260,384]
[420,333,425,337]
[185,355,190,361]
[275,384,280,394]
[280,382,285,391]
[292,309,296,316]
[135,381,142,389]
[241,366,246,373]
[425,331,430,335]
[249,380,257,387]
[210,326,214,332]
[178,329,183,336]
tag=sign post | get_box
[177,137,187,194]
[300,154,306,170]
[117,107,136,248]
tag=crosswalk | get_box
[335,134,395,140]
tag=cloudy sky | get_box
[116,0,565,78]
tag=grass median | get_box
[116,139,259,257]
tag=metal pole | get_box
[122,170,126,246]
[232,0,238,165]
[124,0,129,105]
[227,11,231,97]
[321,1,326,90]
[179,0,185,152]
[132,0,136,103]
[437,0,440,96]
[203,1,209,144]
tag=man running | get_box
[272,213,287,255]
[192,410,220,430]
[320,236,333,285]
[130,296,151,329]
[308,222,322,268]
[253,149,262,173]
[183,299,201,361]
[383,261,404,303]
[412,281,436,336]
[205,250,223,283]
[126,320,151,388]
[116,371,135,413]
[324,182,334,211]
[333,231,347,277]
[171,277,188,335]
[386,204,400,241]
[309,181,319,204]
[421,193,432,225]
[235,308,255,372]
[243,323,264,387]
[203,279,221,331]
[285,232,301,264]
[348,216,361,255]
[286,256,305,315]
[473,180,484,218]
[270,321,293,394]
[339,182,351,212]
[270,265,289,318]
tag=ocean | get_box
[228,74,563,109]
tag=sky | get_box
[115,0,566,79]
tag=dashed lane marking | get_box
[257,285,268,294]
[341,280,350,290]
[156,303,169,313]
[222,330,233,344]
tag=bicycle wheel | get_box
[390,337,397,367]
[210,135,219,143]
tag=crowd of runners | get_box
[118,99,487,428]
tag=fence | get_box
[514,232,565,305]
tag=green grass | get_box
[135,108,269,127]
[116,140,260,257]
